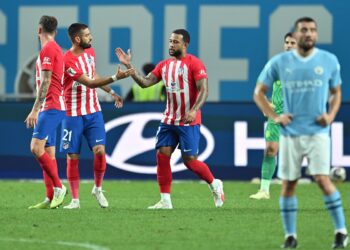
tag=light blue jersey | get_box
[258,48,341,136]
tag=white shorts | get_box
[278,133,330,181]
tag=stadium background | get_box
[0,0,349,180]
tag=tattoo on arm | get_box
[192,78,208,111]
[33,70,52,111]
[130,67,158,88]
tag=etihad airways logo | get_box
[105,113,215,174]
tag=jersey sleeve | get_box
[151,61,164,81]
[191,57,208,81]
[257,57,278,88]
[40,44,55,71]
[329,55,342,88]
[64,57,84,81]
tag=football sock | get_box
[260,155,276,192]
[67,158,80,199]
[324,191,347,233]
[185,159,214,184]
[280,196,298,237]
[94,154,106,188]
[161,193,171,202]
[37,152,62,188]
[43,170,54,200]
[157,152,172,193]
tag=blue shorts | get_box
[155,123,200,156]
[32,109,66,147]
[60,112,106,154]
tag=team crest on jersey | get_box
[67,67,77,76]
[177,67,184,75]
[314,66,324,75]
[199,69,206,75]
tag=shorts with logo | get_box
[278,133,330,180]
[155,123,200,156]
[265,119,280,142]
[32,109,66,147]
[60,111,106,154]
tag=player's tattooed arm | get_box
[317,85,341,126]
[115,47,158,88]
[183,78,208,124]
[24,70,51,128]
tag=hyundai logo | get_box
[105,112,215,174]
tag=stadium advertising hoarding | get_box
[0,102,350,180]
[0,0,349,101]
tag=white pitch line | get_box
[0,237,109,250]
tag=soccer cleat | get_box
[63,199,80,209]
[249,189,270,200]
[209,179,225,208]
[147,200,173,209]
[92,186,109,208]
[281,236,298,249]
[50,185,67,209]
[28,200,50,209]
[332,232,348,249]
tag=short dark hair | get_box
[284,32,294,41]
[39,15,58,34]
[172,29,190,44]
[68,23,89,42]
[142,63,155,75]
[294,17,317,31]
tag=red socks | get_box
[37,152,62,188]
[157,152,172,193]
[67,158,80,199]
[94,154,106,187]
[185,159,214,184]
[43,170,53,200]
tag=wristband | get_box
[109,89,115,96]
[111,74,118,81]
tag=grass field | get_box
[0,180,349,250]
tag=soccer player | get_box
[254,17,348,249]
[25,15,67,209]
[250,32,296,200]
[61,23,133,209]
[116,29,224,209]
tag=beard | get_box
[169,49,182,57]
[298,39,315,52]
[79,40,92,49]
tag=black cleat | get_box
[332,233,348,249]
[281,236,298,249]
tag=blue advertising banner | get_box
[1,102,350,180]
[0,1,349,101]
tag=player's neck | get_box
[173,52,187,60]
[70,45,85,56]
[40,34,55,48]
[297,47,315,57]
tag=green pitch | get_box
[0,180,349,250]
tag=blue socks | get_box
[280,196,298,237]
[324,191,347,232]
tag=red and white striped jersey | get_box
[63,48,101,116]
[35,40,65,112]
[152,54,208,126]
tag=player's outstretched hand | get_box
[115,48,132,66]
[116,65,135,80]
[316,113,332,127]
[24,110,39,128]
[273,114,293,127]
[112,93,123,109]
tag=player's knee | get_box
[265,145,278,157]
[30,141,44,157]
[182,155,197,166]
[93,145,105,155]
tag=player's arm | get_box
[316,85,341,126]
[76,65,134,89]
[25,70,52,128]
[95,73,123,108]
[115,48,159,88]
[254,82,292,126]
[183,78,208,124]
